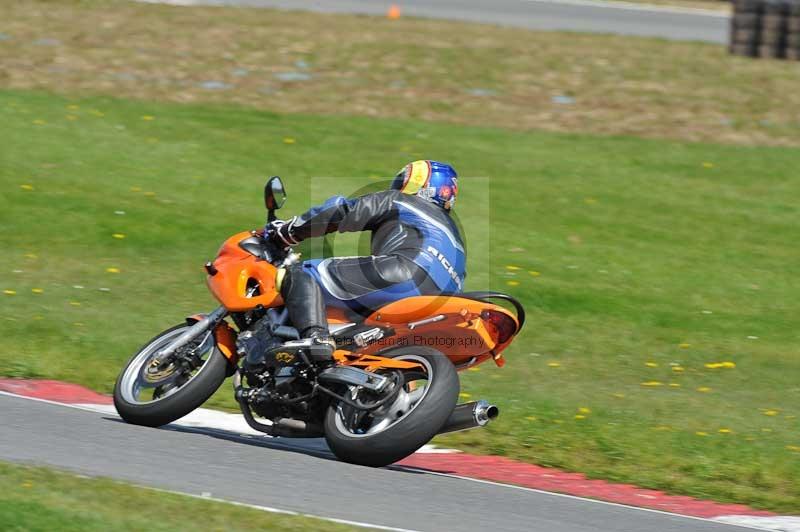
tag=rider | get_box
[267,160,465,362]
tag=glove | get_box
[265,218,299,248]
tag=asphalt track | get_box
[141,0,730,43]
[1,394,756,532]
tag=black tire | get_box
[732,28,759,43]
[733,0,764,13]
[730,42,758,56]
[758,43,785,57]
[786,33,800,46]
[732,13,760,28]
[113,324,229,427]
[324,346,459,467]
[761,14,787,30]
[763,0,788,15]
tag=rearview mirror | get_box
[264,176,287,217]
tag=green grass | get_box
[1,89,799,512]
[2,0,800,146]
[0,461,362,531]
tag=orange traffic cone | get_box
[387,4,401,19]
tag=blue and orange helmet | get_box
[391,160,458,210]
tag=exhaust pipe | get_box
[437,400,499,434]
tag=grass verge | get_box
[0,461,363,531]
[1,89,799,512]
[1,0,799,146]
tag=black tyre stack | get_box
[730,0,762,57]
[730,0,800,59]
[787,1,800,59]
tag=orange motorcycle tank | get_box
[206,231,284,311]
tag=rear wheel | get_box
[113,324,228,427]
[324,346,459,467]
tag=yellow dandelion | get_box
[612,393,626,399]
[32,119,46,125]
[702,162,714,168]
[696,386,712,393]
[695,431,708,437]
[141,115,155,121]
[645,361,658,367]
[459,392,471,399]
[144,191,156,197]
[106,267,120,273]
[641,381,663,387]
[547,361,561,368]
[578,407,591,414]
[653,426,672,431]
[669,382,681,387]
[112,233,126,239]
[506,280,520,287]
[721,361,736,369]
[130,186,142,192]
[763,410,779,416]
[679,343,691,349]
[283,137,296,144]
[65,115,77,121]
[24,253,38,259]
[574,414,586,420]
[553,419,564,424]
[20,184,34,191]
[31,288,44,294]
[672,366,685,373]
[525,416,537,422]
[718,428,732,434]
[528,271,541,277]
[505,265,521,271]
[3,290,16,296]
[467,367,481,372]
[69,301,81,306]
[786,445,800,452]
[705,362,723,369]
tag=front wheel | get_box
[324,346,459,467]
[113,323,228,427]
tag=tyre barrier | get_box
[731,0,800,59]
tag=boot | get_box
[280,265,333,363]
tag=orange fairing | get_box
[214,321,238,363]
[361,295,520,368]
[206,231,284,311]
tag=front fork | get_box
[154,306,229,363]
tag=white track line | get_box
[1,391,420,532]
[394,465,773,531]
[2,391,788,531]
[713,516,800,532]
[135,0,729,19]
[126,484,423,532]
[519,0,729,18]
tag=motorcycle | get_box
[113,177,525,467]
